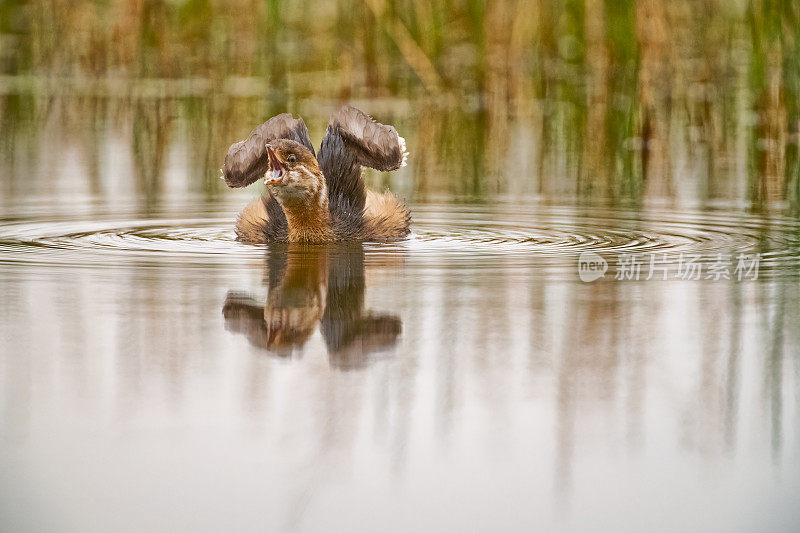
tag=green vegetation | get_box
[1,0,798,210]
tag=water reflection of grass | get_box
[0,1,798,210]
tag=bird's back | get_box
[317,106,410,241]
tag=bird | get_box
[221,106,411,243]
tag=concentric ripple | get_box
[0,217,254,268]
[382,204,800,277]
[1,204,799,277]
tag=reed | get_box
[0,0,797,209]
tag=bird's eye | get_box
[287,154,297,164]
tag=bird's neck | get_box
[281,187,334,243]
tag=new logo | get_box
[578,252,607,282]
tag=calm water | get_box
[2,0,800,529]
[2,134,800,532]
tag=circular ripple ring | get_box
[0,206,797,276]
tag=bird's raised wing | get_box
[317,106,408,214]
[222,114,315,188]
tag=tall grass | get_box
[0,0,798,210]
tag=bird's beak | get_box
[265,145,286,185]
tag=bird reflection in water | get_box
[222,243,402,369]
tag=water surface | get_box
[1,190,799,532]
[2,1,800,528]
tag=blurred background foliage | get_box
[0,0,798,210]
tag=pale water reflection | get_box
[1,197,799,532]
[2,0,800,524]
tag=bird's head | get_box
[264,139,325,208]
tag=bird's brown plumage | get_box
[223,106,411,244]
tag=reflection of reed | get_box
[555,280,624,500]
[1,0,799,208]
[637,0,673,199]
[131,99,171,210]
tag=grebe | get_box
[221,106,411,243]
